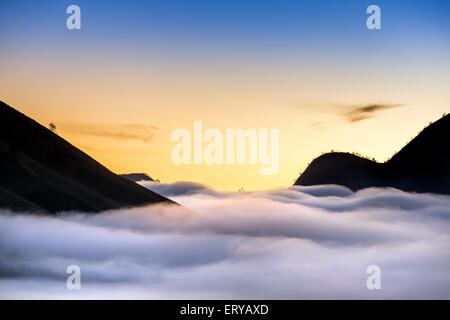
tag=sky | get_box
[1,0,450,190]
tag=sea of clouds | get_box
[1,181,450,299]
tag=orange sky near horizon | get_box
[1,57,449,191]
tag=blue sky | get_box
[1,0,449,60]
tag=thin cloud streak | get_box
[64,123,159,143]
[342,104,403,123]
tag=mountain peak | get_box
[295,112,450,194]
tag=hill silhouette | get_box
[0,101,173,214]
[120,173,154,182]
[295,113,450,194]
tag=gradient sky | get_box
[1,0,449,190]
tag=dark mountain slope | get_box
[295,114,450,194]
[0,101,173,214]
[385,115,450,194]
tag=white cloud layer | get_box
[1,182,450,299]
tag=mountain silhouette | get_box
[295,113,450,194]
[0,101,173,214]
[120,173,154,182]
